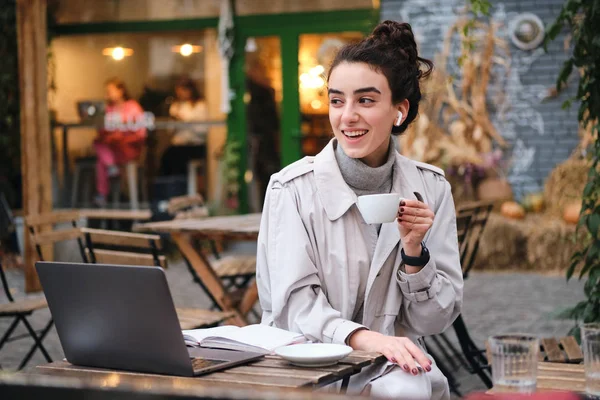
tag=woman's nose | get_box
[341,105,359,124]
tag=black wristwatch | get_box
[401,242,430,267]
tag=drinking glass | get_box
[489,334,539,393]
[582,323,600,397]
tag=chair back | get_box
[24,211,86,262]
[0,260,15,303]
[81,228,167,269]
[456,213,472,260]
[0,193,14,240]
[456,201,493,279]
[167,194,208,219]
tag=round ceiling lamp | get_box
[172,43,203,57]
[102,46,134,61]
[509,13,545,51]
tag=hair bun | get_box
[371,20,418,64]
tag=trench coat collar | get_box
[313,139,358,221]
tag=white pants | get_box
[342,356,450,400]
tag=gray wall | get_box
[381,0,579,200]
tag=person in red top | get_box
[94,77,147,206]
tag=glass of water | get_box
[582,323,600,397]
[489,334,539,393]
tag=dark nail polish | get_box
[425,365,431,372]
[412,368,418,375]
[400,207,405,213]
[400,201,406,206]
[403,364,409,371]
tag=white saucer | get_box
[274,343,353,367]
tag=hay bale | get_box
[525,216,583,272]
[472,213,529,271]
[544,158,589,218]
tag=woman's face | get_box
[105,83,124,104]
[175,86,192,101]
[328,62,406,167]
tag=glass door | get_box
[227,9,378,212]
[242,36,283,212]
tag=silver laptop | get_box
[35,261,263,377]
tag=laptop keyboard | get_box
[191,357,229,373]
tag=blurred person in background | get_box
[159,77,207,177]
[94,77,146,206]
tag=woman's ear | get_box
[395,99,410,126]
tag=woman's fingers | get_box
[404,340,432,372]
[398,205,434,219]
[397,216,433,225]
[401,199,429,209]
[395,344,420,375]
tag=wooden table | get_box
[27,351,385,395]
[135,214,262,326]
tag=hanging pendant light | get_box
[102,46,134,61]
[172,43,203,57]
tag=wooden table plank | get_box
[135,213,262,240]
[560,336,584,363]
[221,366,332,383]
[195,372,314,388]
[255,358,355,376]
[79,209,152,221]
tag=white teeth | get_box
[343,130,368,137]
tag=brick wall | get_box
[381,0,579,200]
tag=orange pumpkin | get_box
[563,202,582,225]
[501,201,526,220]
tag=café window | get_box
[51,29,223,202]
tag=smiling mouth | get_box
[342,130,368,138]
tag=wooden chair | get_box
[424,213,473,395]
[167,196,259,320]
[81,228,234,330]
[0,260,52,370]
[426,202,495,393]
[167,194,209,220]
[457,201,494,279]
[25,211,87,263]
[1,211,86,370]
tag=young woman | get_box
[256,20,462,399]
[159,78,208,177]
[94,77,146,206]
[168,77,207,146]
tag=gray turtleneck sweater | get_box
[334,138,396,197]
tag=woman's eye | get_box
[330,98,343,105]
[359,98,375,104]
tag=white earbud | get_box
[394,111,403,127]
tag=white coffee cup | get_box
[356,193,403,224]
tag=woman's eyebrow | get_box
[354,87,381,94]
[327,87,382,95]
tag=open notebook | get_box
[182,324,306,354]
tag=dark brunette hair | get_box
[105,77,131,101]
[327,20,433,134]
[175,77,202,105]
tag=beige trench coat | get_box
[256,140,463,396]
